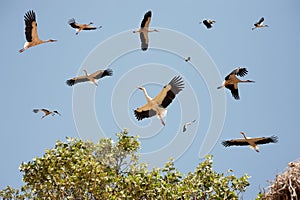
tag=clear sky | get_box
[1,1,300,199]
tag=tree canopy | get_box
[0,130,250,199]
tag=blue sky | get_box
[1,1,300,199]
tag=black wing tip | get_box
[103,68,113,77]
[68,18,75,24]
[33,109,39,113]
[145,10,152,16]
[270,135,279,143]
[24,10,36,21]
[133,109,142,121]
[66,79,75,86]
[221,140,230,147]
[170,76,185,88]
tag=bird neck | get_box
[142,88,152,103]
[241,132,248,140]
[83,70,89,76]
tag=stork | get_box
[133,11,158,51]
[68,18,102,35]
[217,67,254,100]
[252,17,269,30]
[134,76,184,126]
[33,109,61,119]
[199,19,216,29]
[185,57,191,62]
[19,10,57,53]
[183,119,196,132]
[222,132,278,152]
[66,68,113,86]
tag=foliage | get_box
[257,160,300,200]
[0,129,250,199]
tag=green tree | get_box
[0,130,250,199]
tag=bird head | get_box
[240,132,246,136]
[247,80,255,83]
[54,111,61,116]
[136,86,145,91]
[89,22,94,25]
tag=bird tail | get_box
[103,68,113,77]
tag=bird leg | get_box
[158,112,165,126]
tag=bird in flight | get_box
[19,10,57,53]
[217,67,254,100]
[185,57,191,62]
[33,109,61,119]
[252,17,269,30]
[222,132,278,152]
[183,119,196,132]
[66,68,113,86]
[134,76,184,126]
[68,18,102,35]
[133,11,158,51]
[199,19,216,29]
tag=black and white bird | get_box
[183,120,196,132]
[252,17,269,30]
[19,10,57,53]
[66,68,113,86]
[222,132,278,152]
[199,19,216,29]
[217,67,254,100]
[33,109,61,119]
[185,57,191,62]
[133,11,158,51]
[68,18,102,35]
[134,76,184,126]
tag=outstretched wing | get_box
[24,10,38,42]
[153,76,184,108]
[230,67,248,77]
[68,18,79,29]
[141,11,152,28]
[222,139,249,147]
[134,106,156,121]
[66,75,89,86]
[92,68,113,79]
[225,84,239,100]
[254,135,278,145]
[140,32,148,51]
[203,20,212,29]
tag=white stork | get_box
[183,119,196,132]
[222,132,278,152]
[252,17,269,30]
[199,19,216,29]
[66,68,113,86]
[19,10,57,53]
[134,76,184,126]
[217,67,254,100]
[185,57,191,62]
[133,11,158,51]
[33,109,61,119]
[68,18,102,35]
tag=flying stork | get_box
[19,10,57,53]
[68,18,102,35]
[134,76,184,126]
[183,119,196,132]
[252,17,269,30]
[199,19,216,29]
[133,11,158,51]
[185,57,191,62]
[222,132,278,152]
[217,67,254,100]
[33,109,61,119]
[66,68,113,86]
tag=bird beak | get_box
[136,86,143,90]
[51,39,58,42]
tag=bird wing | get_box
[230,67,248,77]
[254,135,278,145]
[66,75,90,86]
[41,109,50,114]
[91,68,113,79]
[82,26,97,30]
[153,76,184,108]
[140,32,148,51]
[258,17,264,24]
[222,139,250,147]
[24,10,39,42]
[225,84,240,100]
[68,18,80,29]
[141,11,152,28]
[203,20,212,29]
[134,105,157,121]
[183,125,187,132]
